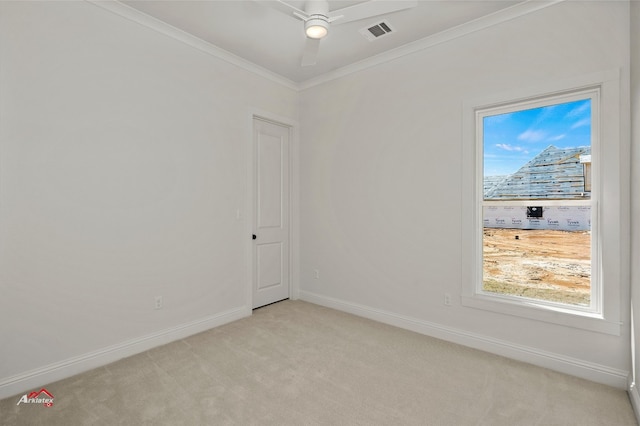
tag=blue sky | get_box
[483,98,591,176]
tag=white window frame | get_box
[479,89,599,311]
[461,71,622,335]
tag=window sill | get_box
[461,293,621,335]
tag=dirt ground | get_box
[482,228,591,306]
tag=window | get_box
[461,71,623,335]
[480,91,597,309]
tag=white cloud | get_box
[495,143,528,154]
[549,134,566,141]
[570,118,590,129]
[566,102,590,118]
[517,129,546,142]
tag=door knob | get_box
[252,234,257,240]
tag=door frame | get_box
[246,109,299,310]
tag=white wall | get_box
[630,0,640,405]
[299,1,631,386]
[0,0,634,401]
[0,1,297,395]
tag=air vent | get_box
[359,21,395,41]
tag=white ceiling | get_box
[121,0,525,84]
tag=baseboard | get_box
[629,376,640,424]
[0,306,251,400]
[300,291,629,389]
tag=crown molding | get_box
[298,0,564,90]
[86,0,299,91]
[87,0,563,92]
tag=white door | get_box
[252,118,290,308]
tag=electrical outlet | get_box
[155,296,163,310]
[313,269,320,279]
[444,293,451,306]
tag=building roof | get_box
[484,145,591,200]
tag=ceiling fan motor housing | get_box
[304,0,330,39]
[305,15,329,38]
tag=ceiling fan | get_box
[264,0,418,66]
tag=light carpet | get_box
[0,300,636,425]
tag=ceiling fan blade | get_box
[329,0,417,25]
[301,37,321,67]
[258,0,308,21]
